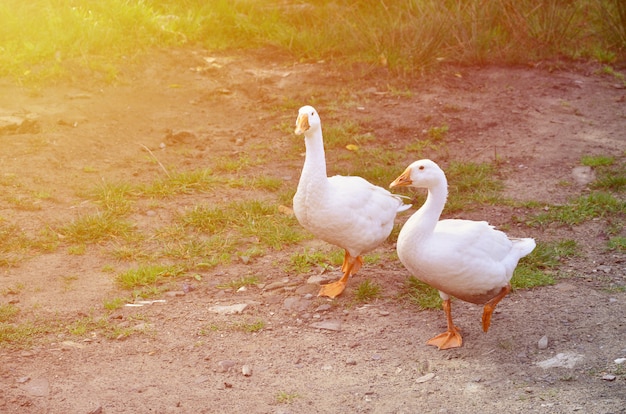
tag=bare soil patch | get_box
[0,49,625,413]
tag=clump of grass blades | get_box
[116,264,185,290]
[404,277,442,310]
[528,192,625,227]
[354,279,381,302]
[138,168,220,197]
[3,1,624,84]
[61,212,135,244]
[0,222,32,267]
[180,200,305,249]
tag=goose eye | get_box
[419,165,425,170]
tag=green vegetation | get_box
[198,319,266,334]
[404,277,442,310]
[60,212,135,243]
[276,391,300,404]
[528,192,625,226]
[2,0,624,84]
[512,240,578,289]
[216,275,260,290]
[354,279,381,302]
[116,264,185,290]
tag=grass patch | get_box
[0,321,45,347]
[180,200,305,249]
[0,222,32,267]
[354,279,381,302]
[116,264,185,290]
[607,236,626,251]
[0,303,19,322]
[404,277,442,310]
[512,240,578,289]
[61,212,135,244]
[198,319,266,334]
[528,192,625,227]
[581,155,615,167]
[66,314,140,339]
[276,391,300,404]
[138,168,220,197]
[288,249,331,273]
[92,182,134,215]
[3,1,624,84]
[217,276,259,290]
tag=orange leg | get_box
[481,284,511,332]
[426,299,463,350]
[318,251,363,298]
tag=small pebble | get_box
[538,335,549,350]
[415,373,435,383]
[242,365,252,376]
[217,360,236,373]
[602,374,616,381]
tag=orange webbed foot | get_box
[426,326,463,350]
[318,280,347,298]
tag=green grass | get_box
[607,236,626,251]
[92,182,134,216]
[288,249,330,273]
[116,264,185,290]
[0,321,45,347]
[276,391,300,404]
[198,319,266,334]
[217,276,259,290]
[60,212,135,244]
[180,200,305,249]
[0,303,19,322]
[354,279,382,302]
[66,314,140,339]
[138,168,220,197]
[0,222,32,267]
[512,239,578,288]
[404,277,442,310]
[581,155,615,167]
[528,192,625,226]
[2,1,624,84]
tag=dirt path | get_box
[0,49,625,413]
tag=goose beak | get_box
[390,168,412,188]
[294,113,310,135]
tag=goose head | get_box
[295,105,321,136]
[389,159,445,190]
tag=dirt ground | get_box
[0,48,625,413]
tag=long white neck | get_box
[299,127,328,185]
[399,180,448,244]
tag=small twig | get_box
[140,144,171,178]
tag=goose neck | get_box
[301,130,328,180]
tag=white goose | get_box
[293,105,410,298]
[390,159,535,349]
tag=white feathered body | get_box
[293,106,407,258]
[294,173,406,257]
[398,215,535,304]
[394,159,535,305]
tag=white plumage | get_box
[390,159,535,349]
[293,105,409,298]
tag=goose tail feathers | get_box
[511,237,536,258]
